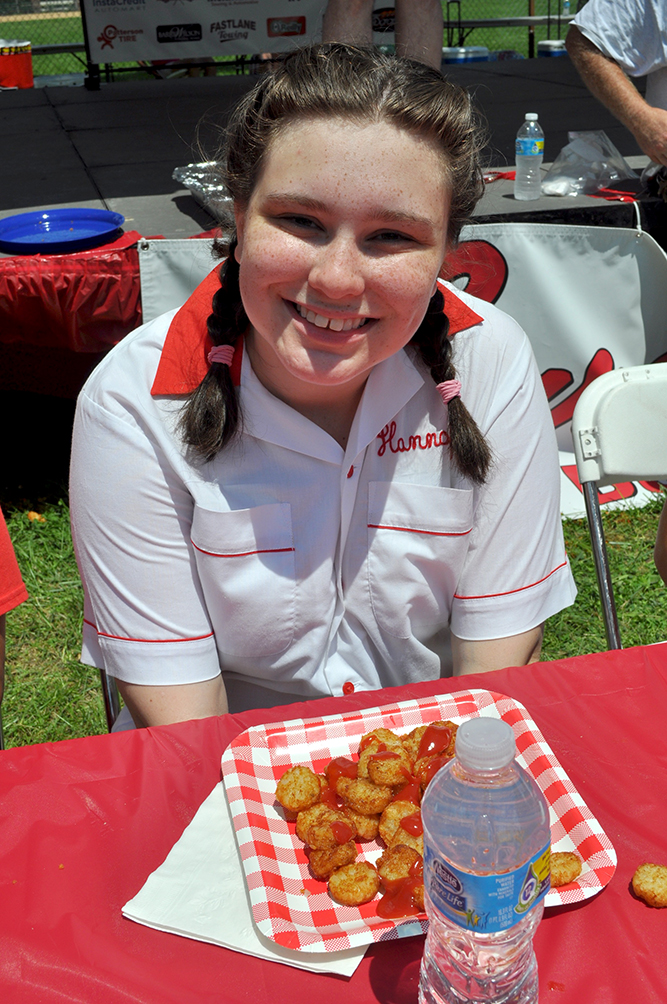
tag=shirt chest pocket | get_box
[367,481,473,640]
[191,502,295,657]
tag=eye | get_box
[276,214,323,233]
[371,230,417,245]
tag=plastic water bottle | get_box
[418,718,551,1004]
[514,113,544,201]
[562,0,570,15]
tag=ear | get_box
[233,204,246,262]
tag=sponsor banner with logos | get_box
[82,0,396,64]
[448,222,667,517]
[138,222,667,518]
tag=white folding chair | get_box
[572,364,667,649]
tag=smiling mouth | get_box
[293,302,371,332]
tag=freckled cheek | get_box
[243,232,313,287]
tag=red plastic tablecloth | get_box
[1,645,666,1004]
[0,230,143,353]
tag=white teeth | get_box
[295,302,367,331]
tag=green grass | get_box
[2,488,666,749]
[542,494,667,660]
[2,496,106,747]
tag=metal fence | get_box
[0,1,576,82]
[0,0,84,78]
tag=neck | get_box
[291,390,364,449]
[245,332,367,449]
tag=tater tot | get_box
[632,863,667,907]
[309,841,358,880]
[402,721,457,763]
[329,862,381,906]
[307,812,357,850]
[275,765,323,814]
[358,731,407,779]
[379,800,424,855]
[296,804,338,844]
[367,746,413,787]
[377,844,422,885]
[336,776,393,815]
[344,807,380,841]
[377,845,425,912]
[550,851,582,888]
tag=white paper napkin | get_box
[122,782,367,976]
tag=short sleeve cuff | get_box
[81,620,221,685]
[450,560,577,642]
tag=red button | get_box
[347,466,354,479]
[342,681,355,695]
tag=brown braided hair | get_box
[180,43,491,481]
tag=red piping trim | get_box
[368,524,472,538]
[83,618,214,643]
[453,560,568,600]
[191,541,295,558]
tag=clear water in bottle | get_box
[418,718,551,1004]
[514,113,544,201]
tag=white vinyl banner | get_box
[138,222,667,518]
[451,223,667,517]
[81,0,396,65]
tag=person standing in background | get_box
[566,0,667,166]
[322,0,444,70]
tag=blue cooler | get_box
[442,46,489,64]
[537,40,567,57]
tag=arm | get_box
[321,0,373,45]
[117,675,228,728]
[70,363,225,729]
[452,625,544,677]
[566,25,667,165]
[654,500,667,585]
[395,0,443,71]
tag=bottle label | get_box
[424,842,551,933]
[515,138,544,156]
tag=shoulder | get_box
[572,0,658,70]
[441,281,531,363]
[440,282,543,427]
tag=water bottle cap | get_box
[525,113,539,121]
[455,717,516,770]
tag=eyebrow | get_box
[263,192,436,230]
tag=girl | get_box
[70,45,576,728]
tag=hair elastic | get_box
[436,379,462,405]
[208,344,235,367]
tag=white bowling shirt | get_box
[70,271,576,712]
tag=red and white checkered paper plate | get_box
[221,689,616,952]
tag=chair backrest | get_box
[572,364,667,488]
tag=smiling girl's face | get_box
[234,116,451,416]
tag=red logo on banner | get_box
[440,240,508,303]
[543,349,615,429]
[98,25,118,49]
[560,464,663,503]
[267,16,305,37]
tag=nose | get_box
[307,231,366,301]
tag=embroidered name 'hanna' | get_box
[377,421,450,457]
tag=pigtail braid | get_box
[412,290,491,484]
[179,241,246,461]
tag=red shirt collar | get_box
[150,270,483,397]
